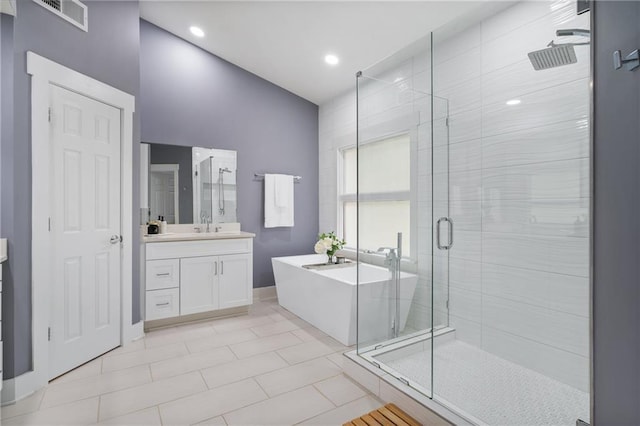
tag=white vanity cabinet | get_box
[180,256,218,315]
[144,236,253,321]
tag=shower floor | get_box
[378,339,589,426]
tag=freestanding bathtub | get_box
[272,254,417,346]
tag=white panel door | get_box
[180,256,218,315]
[49,85,122,379]
[218,253,252,309]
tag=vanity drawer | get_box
[146,259,180,290]
[146,238,252,260]
[146,288,180,320]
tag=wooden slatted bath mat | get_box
[343,403,422,426]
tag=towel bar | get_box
[254,173,302,182]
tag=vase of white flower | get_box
[314,231,346,264]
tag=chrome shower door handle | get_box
[436,217,454,250]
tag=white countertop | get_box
[0,238,6,263]
[143,231,255,243]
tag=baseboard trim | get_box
[253,285,277,301]
[129,321,145,341]
[143,306,249,331]
[1,370,38,406]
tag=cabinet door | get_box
[219,253,252,309]
[180,256,219,315]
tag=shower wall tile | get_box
[406,302,432,331]
[435,77,482,116]
[449,169,482,202]
[482,119,589,170]
[440,230,481,263]
[482,158,589,201]
[444,139,482,174]
[481,326,589,392]
[443,109,482,145]
[449,259,482,293]
[412,70,430,96]
[449,287,481,323]
[480,1,551,42]
[433,23,481,65]
[482,198,589,238]
[482,58,588,107]
[413,49,432,75]
[482,263,589,318]
[482,294,589,357]
[482,232,589,277]
[449,315,482,347]
[481,78,589,138]
[433,47,482,91]
[449,200,481,232]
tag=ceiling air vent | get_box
[33,0,88,32]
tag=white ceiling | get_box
[139,1,489,105]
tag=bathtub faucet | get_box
[377,247,398,268]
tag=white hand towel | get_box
[274,174,292,208]
[265,174,294,228]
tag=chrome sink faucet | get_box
[201,212,211,232]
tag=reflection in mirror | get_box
[193,147,237,224]
[141,143,237,225]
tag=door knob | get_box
[110,235,122,244]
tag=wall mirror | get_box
[140,143,238,225]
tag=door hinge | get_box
[445,117,449,127]
[48,327,51,341]
[446,299,449,309]
[48,107,52,123]
[48,217,51,231]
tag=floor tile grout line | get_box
[98,373,208,423]
[310,381,339,409]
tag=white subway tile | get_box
[482,294,589,357]
[482,158,589,201]
[449,287,481,323]
[482,231,589,277]
[481,326,589,392]
[481,78,589,137]
[482,263,589,317]
[482,119,589,170]
[482,198,589,238]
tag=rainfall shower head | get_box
[528,42,578,70]
[528,28,590,71]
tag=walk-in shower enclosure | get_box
[351,1,591,424]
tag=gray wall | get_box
[149,143,193,223]
[1,0,141,379]
[592,1,640,423]
[140,20,319,288]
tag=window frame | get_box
[337,130,417,260]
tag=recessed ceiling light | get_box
[190,26,205,38]
[506,99,521,106]
[325,54,339,66]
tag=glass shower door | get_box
[355,37,438,399]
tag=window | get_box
[340,134,411,257]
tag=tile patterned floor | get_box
[1,300,383,425]
[384,340,590,426]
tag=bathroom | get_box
[0,0,638,424]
